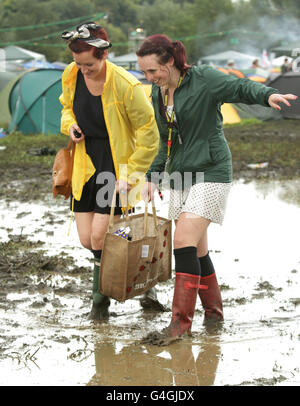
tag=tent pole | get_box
[42,94,46,135]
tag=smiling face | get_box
[137,54,174,87]
[72,48,107,80]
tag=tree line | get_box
[1,0,300,64]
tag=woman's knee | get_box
[173,214,210,250]
[90,213,110,250]
[78,234,92,250]
[197,246,208,258]
[75,213,93,250]
[173,236,188,249]
[197,235,208,257]
[90,230,106,250]
[173,229,197,249]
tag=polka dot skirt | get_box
[168,182,232,224]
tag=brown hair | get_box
[136,34,191,73]
[68,25,109,60]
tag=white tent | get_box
[0,46,47,73]
[2,45,46,63]
[199,50,258,68]
[271,55,293,67]
[108,53,138,69]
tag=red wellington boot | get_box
[142,273,207,346]
[198,273,223,322]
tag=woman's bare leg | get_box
[75,212,118,320]
[174,213,211,250]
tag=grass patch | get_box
[1,120,300,192]
[224,118,262,128]
[224,119,300,177]
[0,132,70,201]
[0,132,68,170]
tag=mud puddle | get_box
[0,179,299,386]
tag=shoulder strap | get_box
[66,138,76,175]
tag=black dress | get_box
[72,70,122,214]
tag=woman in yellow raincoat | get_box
[60,22,160,320]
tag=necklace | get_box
[163,75,183,158]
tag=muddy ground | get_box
[0,119,299,387]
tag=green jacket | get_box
[146,65,277,186]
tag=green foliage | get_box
[1,0,300,62]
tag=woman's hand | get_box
[142,181,157,202]
[115,179,131,194]
[116,179,131,206]
[268,93,298,111]
[70,124,85,143]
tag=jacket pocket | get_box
[208,134,231,163]
[182,139,213,172]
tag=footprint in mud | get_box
[31,297,48,308]
[16,212,31,219]
[53,281,78,294]
[50,335,71,344]
[255,281,282,292]
[51,298,64,308]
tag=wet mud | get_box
[0,122,300,386]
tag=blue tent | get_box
[22,60,64,70]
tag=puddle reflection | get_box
[88,336,221,386]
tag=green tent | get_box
[0,71,26,127]
[8,68,63,134]
[0,71,17,92]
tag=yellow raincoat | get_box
[59,60,159,205]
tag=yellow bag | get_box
[99,190,172,302]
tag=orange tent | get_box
[217,67,245,78]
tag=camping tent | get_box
[108,53,138,69]
[271,41,300,57]
[2,67,148,134]
[213,66,281,122]
[199,50,258,69]
[22,60,60,70]
[241,67,270,83]
[271,55,293,67]
[7,68,62,134]
[0,46,47,74]
[0,71,17,92]
[2,45,46,63]
[267,71,300,119]
[0,71,26,126]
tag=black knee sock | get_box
[198,252,215,277]
[91,249,102,260]
[174,246,201,276]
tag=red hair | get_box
[136,34,191,73]
[68,26,109,60]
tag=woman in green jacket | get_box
[60,23,162,320]
[137,34,297,345]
